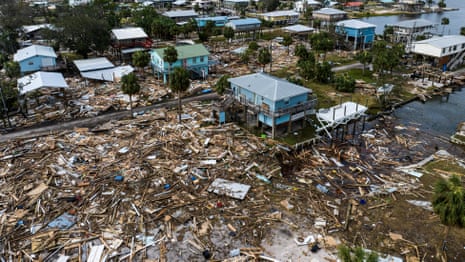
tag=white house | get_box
[294,0,322,13]
[17,71,68,95]
[412,35,465,70]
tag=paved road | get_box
[0,93,219,143]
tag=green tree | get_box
[433,175,465,227]
[298,59,315,80]
[461,27,465,36]
[240,49,252,64]
[355,50,373,74]
[163,46,178,84]
[223,26,235,42]
[4,61,20,78]
[169,67,191,123]
[295,44,309,59]
[438,0,446,8]
[121,72,141,117]
[152,16,177,40]
[133,6,160,34]
[315,61,333,84]
[282,34,293,55]
[338,245,378,262]
[132,51,150,72]
[263,0,280,11]
[54,6,110,57]
[223,26,235,60]
[248,41,259,51]
[426,0,433,8]
[215,75,230,95]
[258,47,272,72]
[383,25,394,42]
[310,32,334,61]
[334,73,356,92]
[441,17,449,35]
[371,41,389,77]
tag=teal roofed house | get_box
[228,73,317,138]
[150,44,210,83]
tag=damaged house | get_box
[228,73,317,138]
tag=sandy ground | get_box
[261,225,339,262]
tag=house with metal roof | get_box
[73,57,134,82]
[162,10,199,23]
[111,27,152,61]
[313,8,347,26]
[335,19,376,50]
[283,24,315,37]
[258,10,300,26]
[294,0,322,13]
[411,35,465,71]
[228,73,317,138]
[343,1,364,11]
[223,0,249,11]
[389,19,437,52]
[195,16,229,27]
[225,18,261,40]
[13,45,58,74]
[398,0,424,12]
[150,44,210,83]
[17,71,68,95]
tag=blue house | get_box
[225,18,261,32]
[228,73,317,138]
[335,19,376,50]
[150,44,210,83]
[13,45,57,74]
[195,16,229,27]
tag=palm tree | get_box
[121,72,140,117]
[132,51,150,73]
[163,46,178,84]
[355,50,373,74]
[433,175,465,227]
[169,67,190,123]
[215,75,230,95]
[282,34,293,55]
[441,17,449,35]
[223,26,235,61]
[258,47,271,72]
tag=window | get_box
[442,48,446,53]
[462,44,465,49]
[193,57,197,63]
[453,45,457,51]
[200,56,204,62]
[28,61,34,65]
[284,98,290,105]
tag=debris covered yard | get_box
[1,100,465,261]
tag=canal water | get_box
[358,0,465,138]
[361,0,465,35]
[392,87,465,137]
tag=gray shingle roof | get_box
[228,73,311,101]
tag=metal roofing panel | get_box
[262,10,299,17]
[13,45,57,62]
[228,73,311,101]
[111,27,148,40]
[73,57,114,72]
[80,65,134,82]
[227,18,261,26]
[152,44,209,60]
[163,9,198,17]
[414,35,465,49]
[283,24,315,33]
[391,18,436,28]
[314,8,347,15]
[17,71,68,95]
[336,19,376,29]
